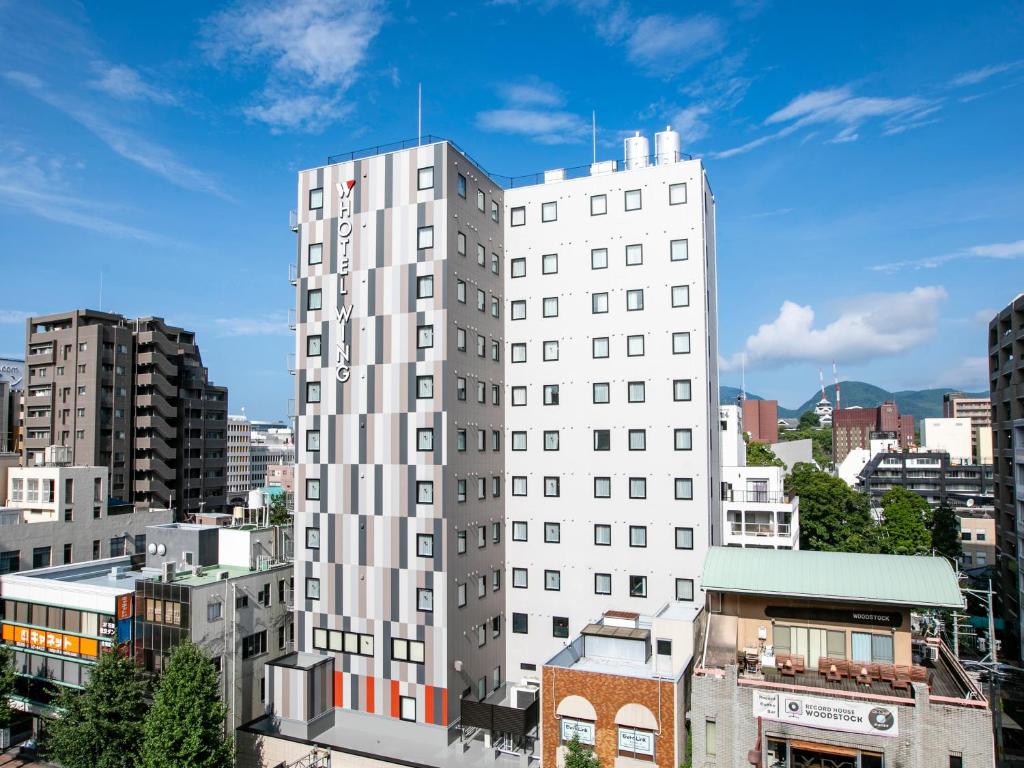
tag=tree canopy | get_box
[746,440,785,468]
[45,649,149,768]
[563,735,600,768]
[931,504,963,563]
[877,487,932,556]
[785,463,877,552]
[0,644,15,730]
[141,641,232,768]
[777,415,833,468]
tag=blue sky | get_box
[1,0,1021,417]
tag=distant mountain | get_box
[718,381,988,421]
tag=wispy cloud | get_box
[0,310,36,325]
[214,313,291,337]
[950,60,1023,87]
[4,71,228,199]
[499,79,564,107]
[931,356,988,389]
[202,0,385,133]
[620,14,724,75]
[476,108,589,144]
[871,239,1024,273]
[88,63,177,105]
[713,85,940,158]
[721,286,948,370]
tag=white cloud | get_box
[871,239,1024,272]
[4,71,228,199]
[202,0,384,132]
[931,356,988,390]
[950,61,1023,87]
[972,308,997,325]
[499,80,563,107]
[88,63,176,105]
[0,310,35,325]
[214,314,291,337]
[721,286,948,370]
[669,104,712,143]
[623,14,724,74]
[476,109,589,144]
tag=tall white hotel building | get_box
[252,132,719,766]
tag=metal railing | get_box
[723,489,789,504]
[728,522,793,538]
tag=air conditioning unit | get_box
[162,561,176,583]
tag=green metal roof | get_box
[701,547,965,609]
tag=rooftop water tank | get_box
[248,488,265,509]
[655,126,681,165]
[624,132,649,171]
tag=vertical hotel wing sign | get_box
[335,178,356,383]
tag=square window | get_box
[544,431,560,450]
[542,201,557,222]
[544,570,561,591]
[417,226,434,250]
[477,188,485,211]
[543,297,558,317]
[675,578,694,601]
[674,379,692,401]
[543,340,559,361]
[627,289,644,311]
[417,325,434,349]
[592,292,608,313]
[591,194,607,215]
[306,578,321,600]
[629,575,647,598]
[674,428,693,450]
[512,257,526,277]
[416,375,434,398]
[458,174,467,198]
[543,384,559,405]
[673,332,691,354]
[512,521,528,541]
[629,429,646,450]
[592,337,609,358]
[513,613,528,633]
[553,616,569,638]
[675,527,694,549]
[594,477,611,498]
[512,432,527,450]
[306,289,322,311]
[306,430,321,451]
[306,382,321,403]
[512,386,526,406]
[628,381,645,403]
[417,588,434,612]
[544,477,560,497]
[512,476,528,496]
[417,166,434,190]
[671,238,688,261]
[417,275,434,299]
[511,206,526,226]
[593,429,610,451]
[458,231,467,256]
[512,343,527,363]
[627,335,645,357]
[669,182,687,205]
[307,335,322,356]
[309,188,323,210]
[594,524,611,545]
[672,285,690,307]
[512,300,527,320]
[308,243,323,265]
[675,477,694,500]
[591,248,608,269]
[417,534,434,557]
[416,428,434,451]
[400,696,417,722]
[624,189,642,211]
[416,481,434,504]
[544,522,561,543]
[625,244,643,266]
[629,525,647,547]
[306,479,320,500]
[593,382,610,404]
[512,568,528,588]
[629,478,647,500]
[595,573,612,595]
[542,253,558,274]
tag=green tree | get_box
[746,439,785,468]
[785,463,878,552]
[798,410,821,429]
[0,644,15,730]
[563,735,600,768]
[777,421,833,468]
[269,494,290,526]
[931,504,963,562]
[142,641,232,768]
[45,650,148,768]
[878,487,932,556]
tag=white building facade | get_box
[227,414,252,498]
[502,154,720,677]
[919,417,973,464]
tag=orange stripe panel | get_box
[424,686,434,724]
[366,675,375,714]
[334,671,343,708]
[391,680,400,718]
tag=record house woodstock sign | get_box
[335,178,356,383]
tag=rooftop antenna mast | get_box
[417,83,422,146]
[592,110,596,164]
[833,360,841,411]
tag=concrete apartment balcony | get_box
[137,393,176,420]
[136,433,176,462]
[137,350,177,378]
[137,370,175,399]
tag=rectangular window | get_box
[458,231,467,256]
[591,194,607,215]
[306,335,322,356]
[629,575,647,598]
[477,287,486,310]
[593,383,610,404]
[628,381,646,403]
[306,382,321,403]
[591,247,608,269]
[416,325,434,348]
[309,187,323,209]
[626,289,644,311]
[308,243,323,265]
[592,337,609,358]
[511,300,526,320]
[417,588,433,612]
[544,570,561,591]
[457,479,467,502]
[458,173,467,198]
[542,253,558,274]
[672,285,690,307]
[541,201,557,222]
[477,188,485,211]
[416,428,434,451]
[416,481,434,505]
[629,429,646,450]
[543,297,558,317]
[416,375,434,399]
[306,478,320,500]
[544,477,560,497]
[671,238,688,261]
[674,428,693,450]
[513,613,528,634]
[306,578,321,600]
[417,166,434,190]
[511,206,526,226]
[476,335,485,358]
[491,201,499,223]
[594,524,611,545]
[511,343,527,363]
[512,476,527,496]
[512,257,526,277]
[592,292,608,313]
[669,182,687,205]
[457,429,467,451]
[595,573,612,595]
[673,332,691,354]
[629,478,647,500]
[458,531,467,553]
[416,274,434,299]
[512,521,528,541]
[458,583,467,606]
[553,616,569,638]
[625,243,643,266]
[544,522,561,543]
[306,289,322,311]
[400,696,417,722]
[675,478,694,500]
[512,431,527,450]
[629,525,647,547]
[627,335,645,356]
[417,534,434,557]
[594,477,611,498]
[705,720,717,758]
[674,379,692,401]
[306,430,321,451]
[543,384,559,405]
[624,189,641,211]
[417,226,434,249]
[675,578,694,601]
[513,568,528,588]
[491,296,499,317]
[544,431,560,451]
[457,328,467,352]
[512,386,526,406]
[594,429,610,451]
[675,527,694,549]
[391,638,425,664]
[543,340,559,361]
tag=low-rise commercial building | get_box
[692,547,993,767]
[943,392,992,464]
[959,510,996,572]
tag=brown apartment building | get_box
[832,401,914,465]
[741,398,779,443]
[22,310,227,517]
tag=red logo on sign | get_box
[346,179,356,190]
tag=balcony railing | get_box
[728,522,793,538]
[289,210,298,232]
[723,489,789,504]
[287,308,297,330]
[288,263,298,285]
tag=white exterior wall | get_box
[503,158,719,677]
[920,418,973,464]
[720,465,798,549]
[720,405,745,466]
[7,465,106,523]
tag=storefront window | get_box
[560,718,595,746]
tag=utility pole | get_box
[963,579,1003,765]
